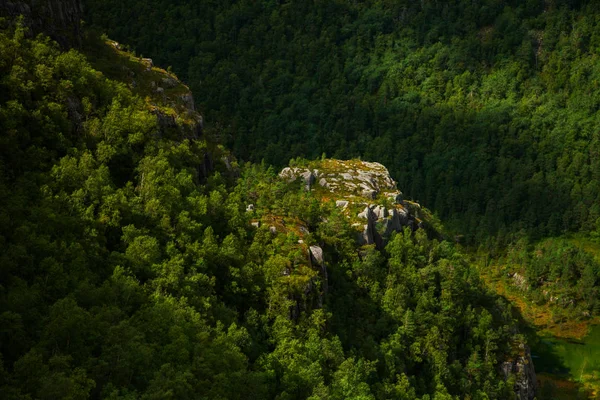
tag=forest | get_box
[0,18,531,399]
[85,0,600,241]
[2,0,600,398]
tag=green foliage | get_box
[500,237,600,317]
[85,0,600,241]
[0,20,527,400]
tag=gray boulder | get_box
[300,170,316,188]
[336,200,349,209]
[309,245,324,265]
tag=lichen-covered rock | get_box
[279,167,316,190]
[300,170,316,188]
[278,159,428,249]
[309,246,324,266]
[336,200,348,209]
[309,245,328,304]
[373,205,387,219]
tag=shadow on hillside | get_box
[498,293,594,400]
[322,247,594,400]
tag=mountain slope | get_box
[84,0,600,241]
[0,18,537,399]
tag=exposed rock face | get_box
[280,167,317,190]
[336,200,348,209]
[0,0,83,48]
[309,245,328,307]
[356,204,416,249]
[279,160,398,198]
[278,159,423,249]
[501,344,538,400]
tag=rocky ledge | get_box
[279,159,426,249]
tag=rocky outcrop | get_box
[280,167,317,191]
[356,203,416,249]
[0,0,83,48]
[279,160,399,200]
[279,159,422,249]
[501,344,538,400]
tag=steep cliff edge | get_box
[80,34,238,181]
[247,159,427,323]
[0,0,83,47]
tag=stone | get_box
[388,192,404,204]
[358,206,374,221]
[246,204,255,212]
[309,245,324,265]
[336,200,349,209]
[358,224,374,245]
[362,189,377,199]
[309,244,328,301]
[251,221,260,228]
[356,206,383,248]
[162,76,179,88]
[180,93,195,111]
[500,344,537,400]
[389,208,402,232]
[511,273,528,290]
[319,178,329,188]
[279,167,297,181]
[269,226,277,234]
[397,207,410,226]
[372,205,387,219]
[142,58,153,67]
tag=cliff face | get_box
[501,343,538,400]
[0,0,83,47]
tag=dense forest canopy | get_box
[4,0,600,398]
[0,19,533,399]
[85,0,600,241]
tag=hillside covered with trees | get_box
[0,13,537,400]
[85,0,600,241]
[4,0,600,398]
